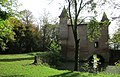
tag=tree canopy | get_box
[0,0,17,50]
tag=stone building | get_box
[59,8,110,63]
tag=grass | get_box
[0,52,120,77]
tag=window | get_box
[94,42,99,48]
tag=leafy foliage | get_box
[0,0,20,51]
[115,60,120,66]
[87,17,110,42]
[40,23,59,51]
[87,17,101,42]
[48,41,61,66]
[34,40,61,67]
[108,10,119,48]
[0,17,15,50]
[6,17,41,53]
[0,0,20,15]
[109,28,120,50]
[113,30,120,43]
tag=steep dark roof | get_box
[101,12,109,22]
[59,7,68,18]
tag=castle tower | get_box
[80,12,110,62]
[59,7,68,38]
[59,7,69,59]
[100,12,110,47]
[94,12,110,62]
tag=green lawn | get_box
[0,53,120,77]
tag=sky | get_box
[18,0,65,19]
[18,0,119,37]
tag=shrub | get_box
[115,60,120,66]
[33,42,62,68]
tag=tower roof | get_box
[101,12,109,22]
[59,7,68,18]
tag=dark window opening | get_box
[94,42,99,48]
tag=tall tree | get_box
[20,10,35,25]
[40,23,59,51]
[7,16,41,53]
[12,10,39,53]
[38,10,50,51]
[38,10,59,51]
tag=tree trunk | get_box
[74,39,80,71]
[33,55,38,64]
[73,24,80,71]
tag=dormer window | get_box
[94,42,99,48]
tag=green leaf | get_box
[87,17,101,42]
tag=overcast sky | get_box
[18,0,65,19]
[18,0,120,37]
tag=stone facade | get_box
[59,8,110,62]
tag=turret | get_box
[59,7,69,59]
[59,7,68,18]
[101,12,109,22]
[100,12,110,52]
[59,7,68,40]
[59,7,68,25]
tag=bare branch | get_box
[78,16,93,24]
[48,0,54,5]
[68,0,73,27]
[74,0,77,16]
[112,1,120,9]
[77,0,92,18]
[77,0,83,17]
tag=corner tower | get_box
[59,7,68,39]
[97,12,110,62]
[59,7,69,59]
[101,12,109,22]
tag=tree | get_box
[38,10,59,51]
[109,27,120,50]
[0,17,15,50]
[40,23,59,51]
[19,10,36,52]
[7,16,42,53]
[38,10,50,51]
[20,10,35,25]
[0,0,17,50]
[0,0,21,16]
[6,17,24,53]
[7,10,41,53]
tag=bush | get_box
[33,42,62,68]
[48,41,61,66]
[115,60,120,66]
